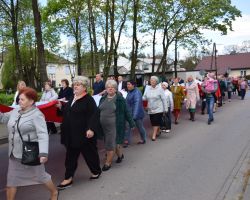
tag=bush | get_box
[0,92,42,106]
[0,93,14,106]
[245,75,250,80]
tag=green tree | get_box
[32,0,48,88]
[45,0,88,75]
[0,0,23,78]
[141,0,241,75]
[130,0,140,80]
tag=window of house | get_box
[143,64,149,70]
[47,65,56,74]
[65,65,76,75]
[241,70,246,76]
[65,66,70,75]
[48,74,55,80]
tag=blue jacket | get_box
[126,88,144,120]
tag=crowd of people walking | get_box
[0,72,248,200]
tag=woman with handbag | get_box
[0,87,58,200]
[143,76,168,141]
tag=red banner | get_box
[0,100,63,123]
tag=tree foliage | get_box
[0,0,242,88]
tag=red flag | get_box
[0,103,13,113]
[0,101,63,123]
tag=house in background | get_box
[195,52,250,77]
[0,52,76,89]
[102,56,190,84]
[45,53,76,87]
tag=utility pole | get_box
[210,43,218,78]
[174,38,178,78]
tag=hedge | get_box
[0,94,14,106]
[0,92,43,106]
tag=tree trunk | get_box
[87,0,99,74]
[87,21,94,77]
[113,0,130,77]
[10,0,23,79]
[152,28,156,74]
[104,0,115,80]
[75,18,82,75]
[130,0,139,81]
[32,0,48,88]
[103,0,110,80]
[105,0,115,78]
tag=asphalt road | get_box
[0,93,250,200]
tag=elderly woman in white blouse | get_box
[143,76,168,141]
[40,81,58,134]
[12,81,26,106]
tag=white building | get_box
[46,54,76,87]
[0,53,76,89]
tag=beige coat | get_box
[185,82,200,109]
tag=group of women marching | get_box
[0,74,248,200]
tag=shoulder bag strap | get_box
[16,115,24,143]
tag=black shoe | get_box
[151,138,156,141]
[208,120,211,125]
[57,180,73,190]
[102,164,111,171]
[116,154,124,163]
[89,172,101,180]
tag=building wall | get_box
[47,63,76,87]
[0,62,76,89]
[177,71,203,81]
[229,69,250,78]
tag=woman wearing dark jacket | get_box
[58,79,74,101]
[99,80,135,171]
[124,80,147,145]
[57,76,101,190]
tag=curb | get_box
[215,138,250,200]
[0,137,8,145]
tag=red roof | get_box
[195,52,250,74]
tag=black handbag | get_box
[16,116,41,166]
[160,112,171,131]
